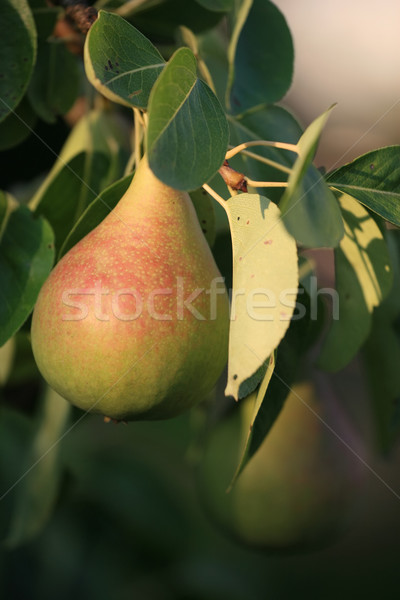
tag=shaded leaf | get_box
[0,408,33,540]
[280,105,344,247]
[190,188,216,247]
[0,96,37,151]
[318,194,393,372]
[227,0,293,114]
[84,10,165,109]
[195,0,234,11]
[31,109,129,251]
[327,146,400,227]
[28,40,80,123]
[0,337,16,385]
[228,104,302,201]
[0,190,18,239]
[224,193,298,399]
[31,109,129,209]
[34,151,110,253]
[147,47,228,191]
[5,387,71,548]
[362,230,400,453]
[0,205,54,346]
[127,0,224,43]
[59,173,133,258]
[30,0,60,40]
[0,0,37,123]
[249,283,317,454]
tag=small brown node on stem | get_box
[218,161,248,192]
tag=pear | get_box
[31,156,229,421]
[197,382,365,552]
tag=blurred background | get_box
[275,0,400,168]
[1,1,400,598]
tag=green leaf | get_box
[224,193,298,400]
[31,109,129,251]
[0,0,37,123]
[0,337,16,386]
[227,0,293,114]
[59,173,133,259]
[227,353,275,490]
[31,109,129,205]
[362,230,400,453]
[195,0,234,11]
[28,40,80,123]
[5,387,71,548]
[0,408,34,541]
[147,47,228,191]
[0,96,37,151]
[280,105,344,247]
[363,321,400,454]
[0,190,18,240]
[30,0,60,40]
[318,194,393,372]
[190,188,216,248]
[126,0,224,43]
[0,204,54,346]
[327,146,400,228]
[228,104,302,201]
[34,151,110,252]
[84,10,165,109]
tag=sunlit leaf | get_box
[227,353,275,490]
[318,194,393,372]
[224,193,298,399]
[327,146,400,227]
[280,105,344,247]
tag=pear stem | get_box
[202,184,227,210]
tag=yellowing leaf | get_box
[318,194,393,372]
[225,193,298,399]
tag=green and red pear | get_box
[31,156,229,420]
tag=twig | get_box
[202,184,227,211]
[246,179,288,188]
[237,148,293,175]
[226,140,299,160]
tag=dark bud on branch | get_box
[50,0,98,34]
[218,160,248,193]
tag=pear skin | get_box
[198,382,366,552]
[31,156,229,420]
